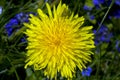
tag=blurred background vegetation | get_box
[0,0,120,80]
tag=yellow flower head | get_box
[24,1,95,79]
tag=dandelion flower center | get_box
[24,1,95,79]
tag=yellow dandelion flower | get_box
[24,1,95,79]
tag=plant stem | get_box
[96,0,115,33]
[6,57,20,80]
[95,0,115,78]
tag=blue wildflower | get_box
[92,0,120,18]
[5,12,35,42]
[83,5,92,11]
[93,0,99,5]
[0,6,2,14]
[21,37,26,42]
[5,18,19,36]
[81,67,92,77]
[115,40,120,52]
[15,12,31,23]
[102,0,120,6]
[93,0,105,5]
[109,9,120,19]
[5,12,33,37]
[94,25,113,45]
[93,0,100,5]
[86,12,95,20]
[89,14,95,20]
[108,0,120,19]
[115,0,120,6]
[92,0,105,9]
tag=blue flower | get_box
[89,15,95,20]
[115,0,120,6]
[15,12,31,23]
[15,12,24,21]
[5,12,33,37]
[5,18,19,36]
[5,12,35,42]
[87,12,95,20]
[92,0,105,9]
[92,0,120,18]
[109,9,120,19]
[102,0,120,6]
[83,5,92,11]
[115,40,120,52]
[81,67,92,77]
[93,0,105,5]
[94,25,113,45]
[0,6,2,14]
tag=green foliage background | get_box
[0,0,120,80]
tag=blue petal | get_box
[100,0,105,4]
[0,6,2,14]
[90,15,95,20]
[113,10,120,18]
[115,0,120,6]
[83,5,92,11]
[81,67,92,77]
[9,18,19,25]
[15,12,24,20]
[93,0,99,5]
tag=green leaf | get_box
[85,0,94,7]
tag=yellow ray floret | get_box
[24,1,95,80]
